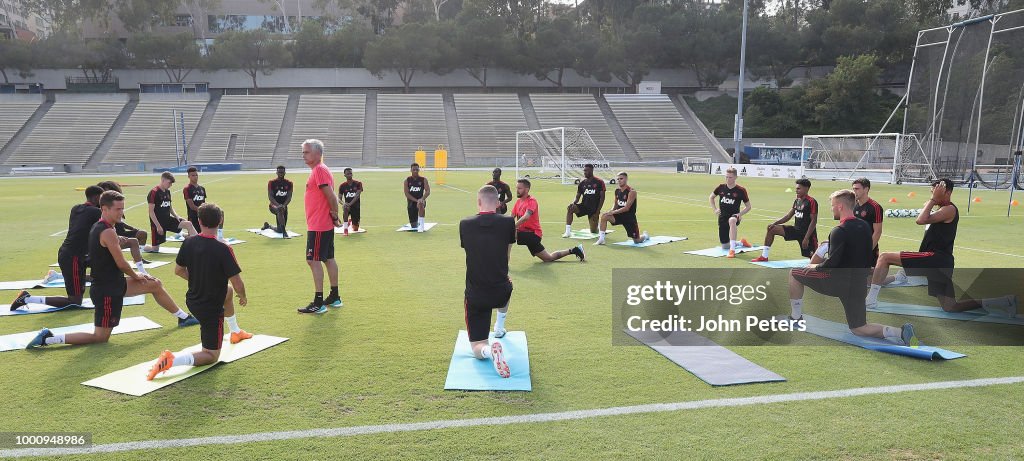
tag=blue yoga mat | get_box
[444,330,531,391]
[798,314,965,360]
[624,328,785,386]
[684,245,764,258]
[869,302,1024,325]
[1,295,146,316]
[750,259,809,269]
[612,236,687,248]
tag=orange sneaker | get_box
[751,256,769,262]
[230,329,253,344]
[740,238,752,248]
[727,249,736,258]
[147,350,174,381]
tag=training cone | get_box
[889,197,898,203]
[907,192,917,198]
[785,188,793,193]
[973,197,982,203]
[1012,200,1020,206]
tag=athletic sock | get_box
[172,353,195,367]
[25,296,46,304]
[135,261,145,272]
[730,240,737,251]
[882,325,902,341]
[495,311,507,330]
[418,217,425,227]
[173,309,189,320]
[600,231,606,237]
[313,292,323,306]
[329,286,339,298]
[479,346,492,359]
[217,228,224,239]
[789,299,803,319]
[866,284,882,304]
[45,334,65,345]
[225,315,241,333]
[761,246,771,258]
[565,225,572,234]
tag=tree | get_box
[746,15,801,88]
[210,30,292,90]
[290,20,336,67]
[452,14,509,88]
[20,0,109,33]
[317,0,403,34]
[0,40,35,84]
[800,54,884,132]
[128,32,204,82]
[519,17,592,91]
[364,22,453,92]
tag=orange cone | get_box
[907,192,917,198]
[1012,200,1020,206]
[889,197,898,203]
[973,197,982,203]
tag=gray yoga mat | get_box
[624,328,785,386]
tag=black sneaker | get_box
[297,302,327,314]
[10,290,30,310]
[261,222,272,231]
[178,315,200,327]
[140,258,152,265]
[570,244,585,262]
[323,293,343,307]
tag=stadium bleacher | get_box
[376,94,449,165]
[0,99,42,154]
[529,94,625,160]
[604,94,707,160]
[454,94,530,164]
[287,94,366,164]
[102,96,208,165]
[195,95,288,164]
[4,95,126,167]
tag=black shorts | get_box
[90,282,127,328]
[269,203,288,214]
[782,226,818,258]
[497,203,508,215]
[306,230,335,261]
[116,222,141,239]
[900,251,955,298]
[191,308,225,350]
[188,211,200,232]
[611,214,640,239]
[516,231,545,255]
[573,203,599,218]
[718,215,741,244]
[344,203,361,225]
[464,285,513,343]
[407,200,424,225]
[791,268,868,329]
[151,217,183,246]
[57,250,88,298]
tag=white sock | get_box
[479,346,492,359]
[882,325,902,341]
[495,311,507,330]
[730,240,737,250]
[226,315,241,333]
[565,225,572,233]
[762,246,771,258]
[26,296,46,304]
[172,353,195,367]
[173,309,189,320]
[600,231,606,237]
[789,299,803,319]
[135,261,145,272]
[217,228,224,239]
[866,285,882,304]
[418,217,424,227]
[45,333,65,345]
[981,297,1012,315]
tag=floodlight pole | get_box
[733,0,749,164]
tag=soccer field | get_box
[1,169,1022,460]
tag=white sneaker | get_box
[1005,295,1018,317]
[893,270,908,285]
[561,231,571,238]
[866,299,878,310]
[594,238,605,246]
[494,327,507,338]
[42,270,62,284]
[417,225,425,233]
[490,341,510,378]
[641,231,650,243]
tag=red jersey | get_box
[513,195,542,237]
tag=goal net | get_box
[516,127,613,184]
[801,133,935,184]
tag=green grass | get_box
[1,170,1022,460]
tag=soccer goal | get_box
[515,127,613,185]
[801,133,935,184]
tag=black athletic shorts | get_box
[407,200,424,226]
[791,268,868,329]
[151,217,183,246]
[465,284,513,342]
[612,214,640,239]
[90,281,127,328]
[57,250,87,299]
[306,230,335,261]
[573,203,598,218]
[516,231,545,256]
[188,211,200,233]
[782,225,817,258]
[900,251,955,298]
[345,203,361,225]
[190,308,225,350]
[116,222,141,239]
[718,215,741,244]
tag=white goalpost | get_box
[801,133,936,184]
[515,127,613,184]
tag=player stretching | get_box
[26,191,198,349]
[752,178,817,261]
[487,168,513,214]
[563,164,606,237]
[338,167,364,233]
[146,172,197,252]
[788,189,918,345]
[866,179,1017,315]
[147,203,252,380]
[460,185,516,377]
[263,166,293,236]
[709,167,752,257]
[596,172,649,245]
[513,179,584,262]
[404,163,430,232]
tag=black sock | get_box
[313,292,323,305]
[329,286,339,297]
